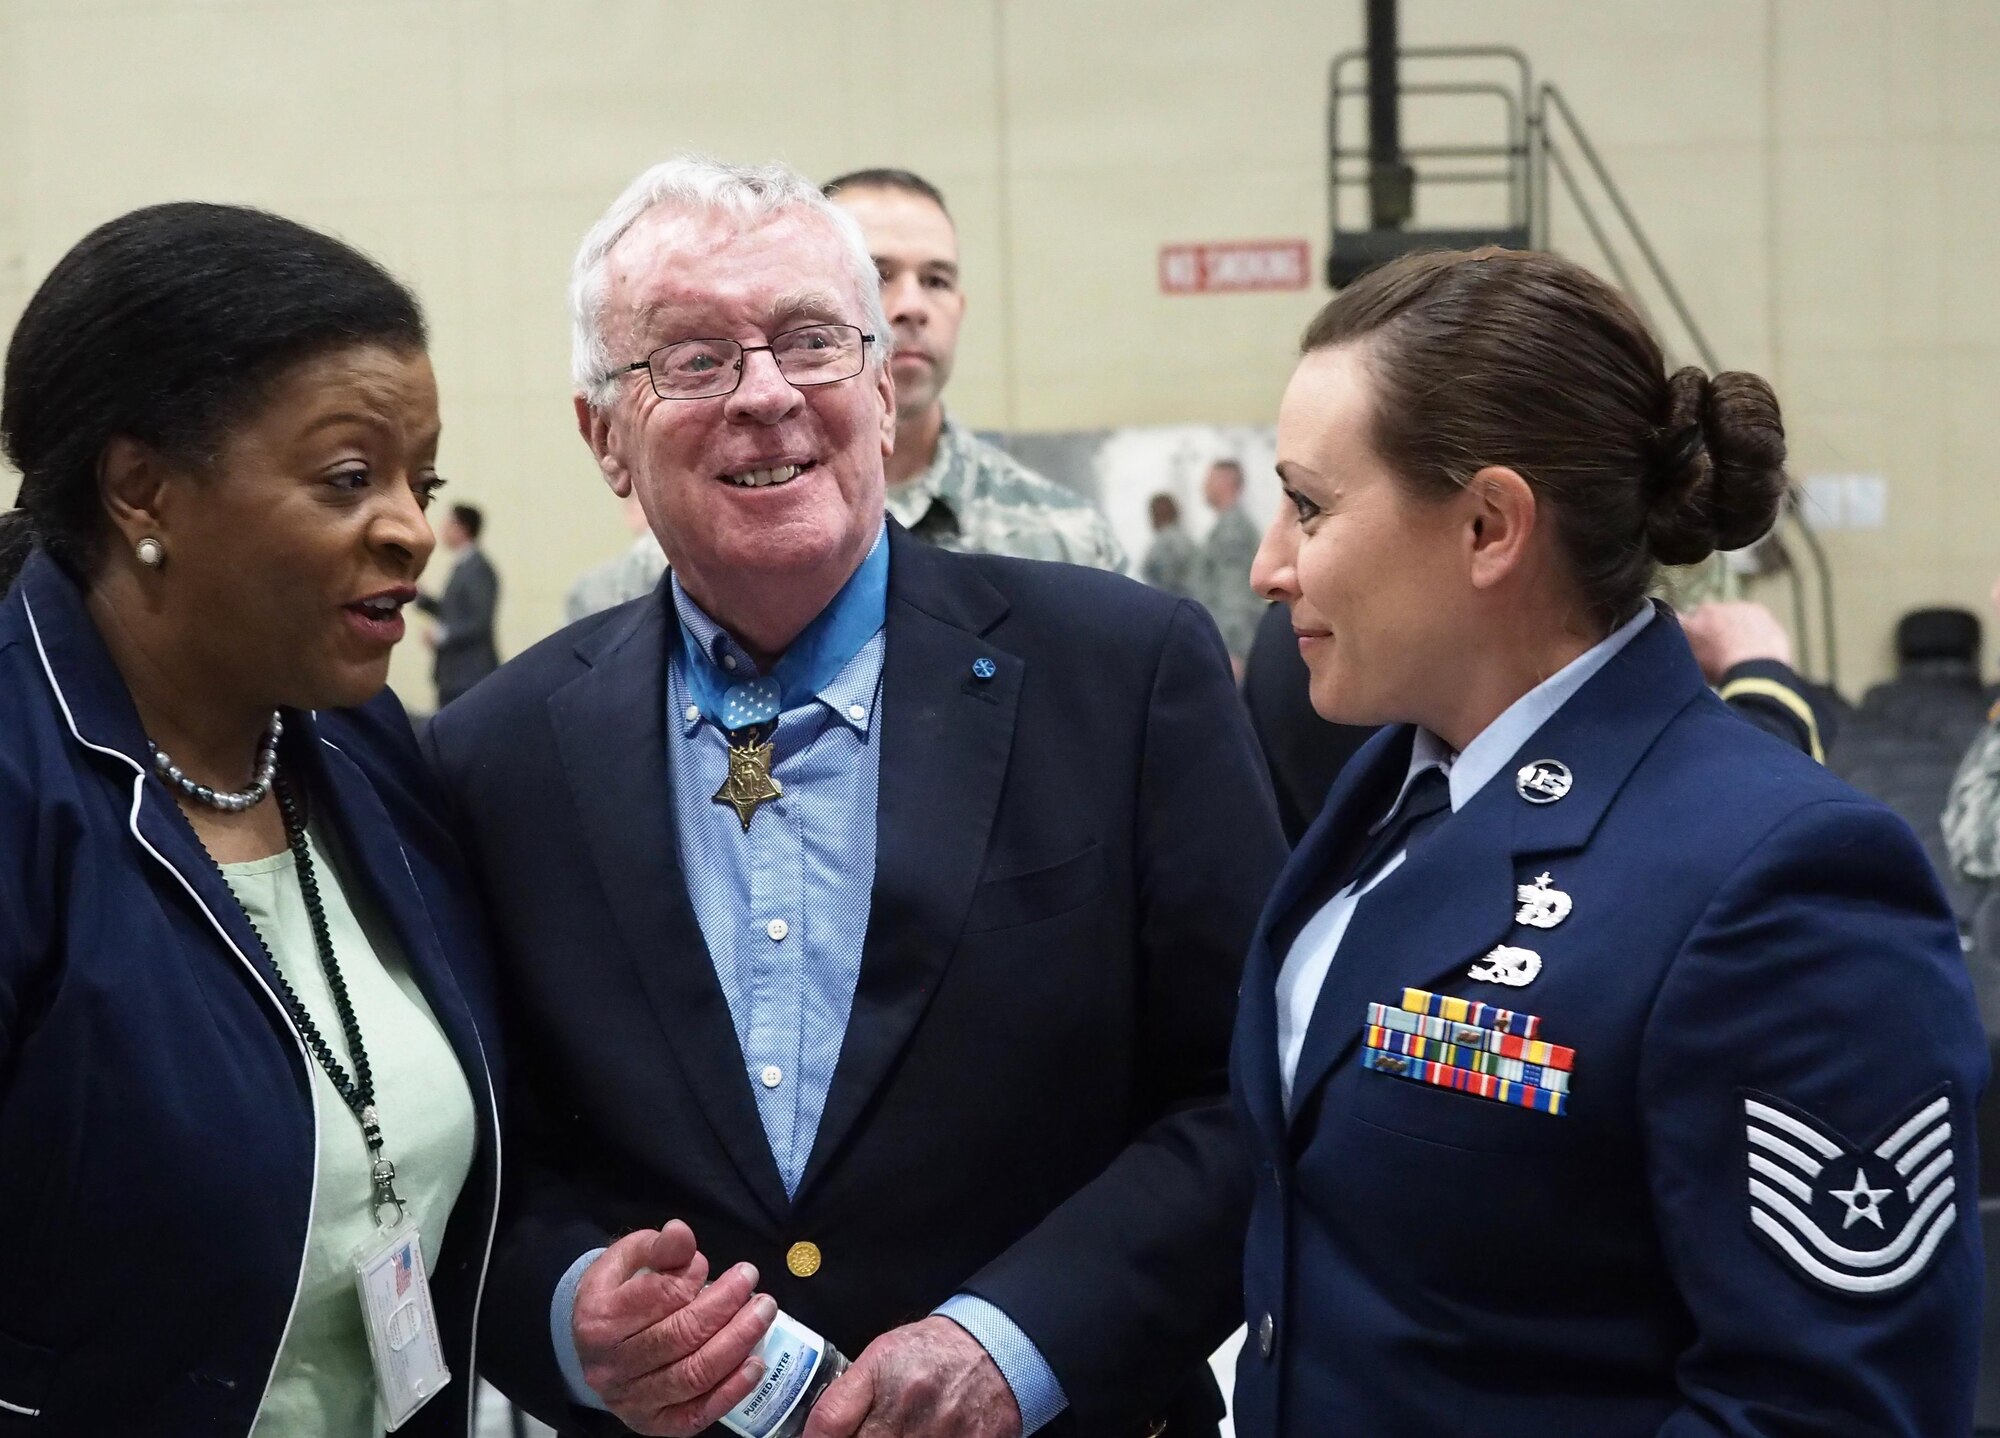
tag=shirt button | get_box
[721,654,738,671]
[1257,1311,1275,1359]
[684,704,700,724]
[847,704,867,723]
[760,1064,783,1089]
[766,918,789,941]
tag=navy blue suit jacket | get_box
[1231,608,1987,1437]
[426,525,1287,1436]
[0,552,503,1436]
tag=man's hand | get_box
[571,1220,777,1436]
[1680,600,1792,683]
[803,1316,1022,1438]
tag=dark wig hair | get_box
[1301,247,1788,632]
[0,202,426,590]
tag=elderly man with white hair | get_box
[426,157,1284,1438]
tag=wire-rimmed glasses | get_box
[608,323,875,401]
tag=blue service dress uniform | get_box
[1230,604,1987,1437]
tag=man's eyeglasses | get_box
[609,323,876,401]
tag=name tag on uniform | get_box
[353,1225,451,1430]
[1359,987,1575,1116]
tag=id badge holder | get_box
[353,1224,452,1431]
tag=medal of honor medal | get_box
[715,731,784,831]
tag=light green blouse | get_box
[223,826,477,1438]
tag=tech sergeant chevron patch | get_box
[1741,1087,1960,1298]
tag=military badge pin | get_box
[1514,872,1572,929]
[1515,759,1573,804]
[1469,943,1542,988]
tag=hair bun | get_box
[1644,365,1789,566]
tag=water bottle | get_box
[717,1309,849,1438]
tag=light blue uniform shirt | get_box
[1275,603,1656,1106]
[553,529,1066,1432]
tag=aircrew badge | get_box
[1514,872,1572,929]
[1469,943,1542,987]
[1742,1087,1960,1297]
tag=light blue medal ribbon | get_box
[676,529,889,828]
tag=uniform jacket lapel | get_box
[796,527,1018,1197]
[1280,606,1710,1130]
[1234,725,1411,1156]
[25,552,502,1177]
[547,592,792,1220]
[17,556,296,1011]
[1283,770,1520,1119]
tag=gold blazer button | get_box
[786,1241,823,1278]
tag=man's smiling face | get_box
[586,205,895,621]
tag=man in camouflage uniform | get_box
[827,168,1124,572]
[1140,493,1200,599]
[1944,708,2000,881]
[564,493,668,622]
[1195,459,1264,671]
[1937,606,2000,1074]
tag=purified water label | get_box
[718,1311,826,1438]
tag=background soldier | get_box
[827,168,1124,571]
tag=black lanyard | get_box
[226,776,406,1227]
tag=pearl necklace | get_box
[148,712,283,812]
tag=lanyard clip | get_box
[360,1104,406,1227]
[371,1155,407,1229]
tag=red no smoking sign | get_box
[1159,240,1311,294]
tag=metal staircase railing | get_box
[1535,83,1720,373]
[1325,46,1839,686]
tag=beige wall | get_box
[1,0,1996,703]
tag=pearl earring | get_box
[135,537,164,569]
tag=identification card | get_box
[353,1224,451,1431]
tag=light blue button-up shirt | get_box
[670,572,885,1194]
[554,529,1066,1431]
[1275,603,1655,1104]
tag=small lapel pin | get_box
[1514,873,1573,929]
[971,656,997,681]
[1469,944,1543,988]
[1515,759,1572,805]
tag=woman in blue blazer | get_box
[0,205,501,1435]
[1231,248,1985,1437]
